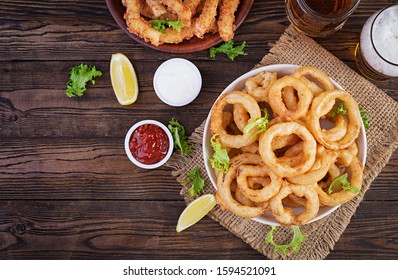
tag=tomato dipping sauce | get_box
[129,124,170,165]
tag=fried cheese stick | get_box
[184,0,202,15]
[194,0,220,39]
[146,0,168,18]
[124,0,162,46]
[160,18,197,44]
[218,0,240,41]
[140,0,178,20]
[158,0,192,27]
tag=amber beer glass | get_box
[355,5,398,80]
[285,0,361,37]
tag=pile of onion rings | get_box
[122,0,242,46]
[210,66,364,227]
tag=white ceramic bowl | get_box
[202,64,367,226]
[125,120,174,169]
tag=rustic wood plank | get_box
[0,137,397,201]
[0,200,396,259]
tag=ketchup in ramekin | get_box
[124,120,174,169]
[129,124,169,164]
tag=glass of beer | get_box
[285,0,361,37]
[355,5,398,80]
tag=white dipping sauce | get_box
[153,58,202,106]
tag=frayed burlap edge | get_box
[166,25,398,260]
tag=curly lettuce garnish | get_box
[243,108,269,137]
[265,226,305,256]
[328,173,363,195]
[331,104,347,118]
[210,40,247,61]
[150,19,183,33]
[183,167,205,197]
[168,118,192,156]
[210,134,230,173]
[66,64,102,97]
[359,107,370,131]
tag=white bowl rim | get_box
[202,63,367,226]
[125,119,174,169]
[153,58,202,107]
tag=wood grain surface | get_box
[0,0,397,260]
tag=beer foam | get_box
[360,6,398,77]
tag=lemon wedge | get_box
[110,53,139,105]
[176,194,216,232]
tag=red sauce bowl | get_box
[124,120,174,169]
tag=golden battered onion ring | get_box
[308,90,361,150]
[277,141,304,167]
[268,75,313,121]
[338,141,358,166]
[235,185,267,208]
[318,162,343,191]
[282,86,298,111]
[259,122,317,177]
[211,91,261,149]
[286,145,337,185]
[316,156,363,206]
[322,114,348,142]
[291,66,335,96]
[215,153,269,218]
[240,141,259,154]
[244,71,277,102]
[236,165,282,202]
[233,103,249,132]
[270,182,320,226]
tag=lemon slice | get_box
[110,53,139,105]
[176,194,216,232]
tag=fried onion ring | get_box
[270,182,320,226]
[316,156,363,206]
[308,90,361,150]
[244,71,277,102]
[215,153,270,218]
[211,91,261,149]
[291,66,335,96]
[286,145,337,185]
[268,75,313,121]
[259,122,317,177]
[236,165,282,202]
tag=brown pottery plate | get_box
[105,0,254,53]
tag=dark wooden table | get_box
[1,0,397,260]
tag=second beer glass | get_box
[286,0,361,37]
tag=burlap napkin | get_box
[166,25,398,260]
